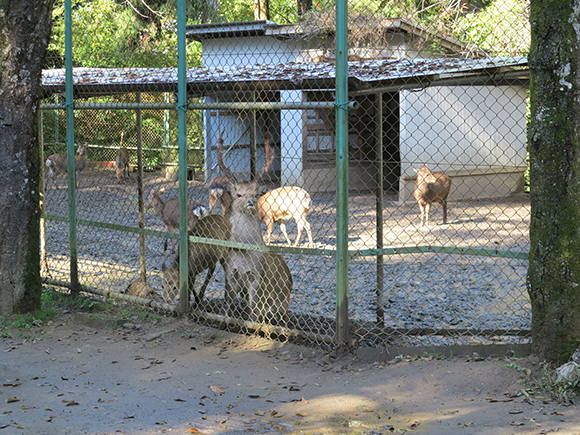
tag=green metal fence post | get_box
[177,0,190,314]
[136,93,147,282]
[335,0,350,348]
[65,0,79,293]
[375,93,384,326]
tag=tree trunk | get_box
[0,0,54,315]
[527,0,580,364]
[254,0,269,20]
[297,0,312,17]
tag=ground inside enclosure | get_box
[42,166,532,346]
[1,311,578,435]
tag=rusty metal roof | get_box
[41,56,528,98]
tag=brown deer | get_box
[206,133,243,218]
[45,142,89,189]
[413,165,452,227]
[161,214,231,305]
[145,188,207,252]
[258,186,314,246]
[217,135,292,325]
[207,175,233,217]
[115,147,130,182]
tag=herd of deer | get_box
[45,138,452,325]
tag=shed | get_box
[187,20,529,201]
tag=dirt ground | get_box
[1,310,578,435]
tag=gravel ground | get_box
[42,166,531,347]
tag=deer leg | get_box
[245,271,260,323]
[195,263,216,306]
[424,203,431,227]
[278,219,292,245]
[442,200,448,224]
[265,219,274,244]
[305,220,314,246]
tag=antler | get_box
[255,132,275,183]
[216,132,237,182]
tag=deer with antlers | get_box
[216,133,292,325]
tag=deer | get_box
[212,133,314,246]
[161,214,231,305]
[217,134,292,325]
[115,147,130,182]
[258,186,314,247]
[413,165,452,227]
[145,188,207,252]
[207,175,233,217]
[45,142,89,189]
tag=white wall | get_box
[202,36,303,67]
[399,85,529,201]
[400,85,528,175]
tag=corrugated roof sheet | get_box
[41,57,528,98]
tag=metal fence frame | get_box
[38,0,531,354]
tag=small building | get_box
[187,19,529,202]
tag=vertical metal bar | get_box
[375,93,384,326]
[54,94,60,145]
[177,0,190,314]
[136,93,147,282]
[65,0,79,293]
[250,94,257,179]
[335,0,350,348]
[163,92,171,164]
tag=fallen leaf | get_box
[65,401,79,406]
[510,422,525,426]
[174,398,186,402]
[6,397,20,403]
[210,386,226,395]
[508,410,523,414]
[186,429,201,433]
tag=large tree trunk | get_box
[0,0,54,315]
[527,0,580,364]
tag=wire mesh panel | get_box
[40,0,531,351]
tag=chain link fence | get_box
[40,0,531,352]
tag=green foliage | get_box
[532,361,580,403]
[454,0,529,56]
[47,0,203,69]
[0,289,61,338]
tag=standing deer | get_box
[258,186,314,246]
[212,133,314,246]
[45,142,89,189]
[413,165,452,227]
[145,188,207,252]
[115,147,130,182]
[217,135,292,325]
[161,214,231,305]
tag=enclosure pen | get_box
[38,0,532,356]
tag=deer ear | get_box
[224,183,235,195]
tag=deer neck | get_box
[230,209,263,246]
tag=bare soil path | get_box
[1,311,578,435]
